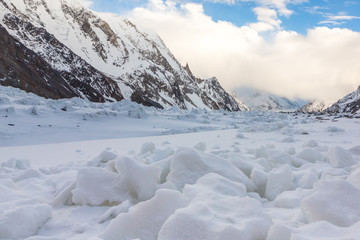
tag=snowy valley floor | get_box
[1,86,360,240]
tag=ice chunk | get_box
[269,150,293,167]
[115,156,161,201]
[1,158,31,169]
[87,150,118,167]
[167,148,255,191]
[266,223,292,240]
[100,189,187,240]
[254,146,268,159]
[349,145,360,155]
[193,142,207,152]
[326,126,344,132]
[98,200,132,223]
[182,173,247,199]
[303,140,318,148]
[236,132,245,139]
[0,204,51,239]
[255,157,272,172]
[52,181,76,206]
[327,146,355,168]
[265,165,294,200]
[72,167,124,206]
[158,197,271,240]
[140,142,156,155]
[301,179,360,227]
[12,169,43,182]
[250,168,267,197]
[296,148,323,163]
[298,170,319,189]
[128,108,148,119]
[274,188,312,208]
[347,168,360,189]
[284,219,360,239]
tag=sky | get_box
[85,0,360,101]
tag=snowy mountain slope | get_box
[299,99,335,113]
[326,85,360,114]
[0,0,240,110]
[0,24,78,100]
[233,87,305,111]
[0,13,123,102]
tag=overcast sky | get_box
[85,0,360,101]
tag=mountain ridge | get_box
[0,0,240,111]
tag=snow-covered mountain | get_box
[0,0,240,111]
[326,85,360,114]
[232,87,305,111]
[299,99,335,114]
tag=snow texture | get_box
[0,86,360,239]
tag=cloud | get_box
[206,0,307,17]
[128,0,360,101]
[250,7,281,31]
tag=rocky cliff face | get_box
[326,86,360,114]
[0,0,240,111]
[0,24,77,100]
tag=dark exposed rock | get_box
[1,14,124,102]
[0,24,77,99]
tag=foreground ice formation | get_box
[1,86,360,239]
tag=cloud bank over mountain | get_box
[121,0,360,101]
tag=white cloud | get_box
[206,0,307,16]
[250,7,281,31]
[128,1,360,101]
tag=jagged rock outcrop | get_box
[0,0,240,111]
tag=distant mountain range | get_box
[299,86,360,115]
[232,87,307,112]
[0,0,240,111]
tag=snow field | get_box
[1,86,360,239]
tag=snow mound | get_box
[158,197,271,240]
[182,173,247,199]
[72,167,124,206]
[114,156,161,201]
[100,189,187,240]
[327,146,355,168]
[296,148,323,163]
[1,158,31,169]
[0,204,51,239]
[326,126,345,132]
[166,148,255,191]
[301,179,360,227]
[347,168,360,189]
